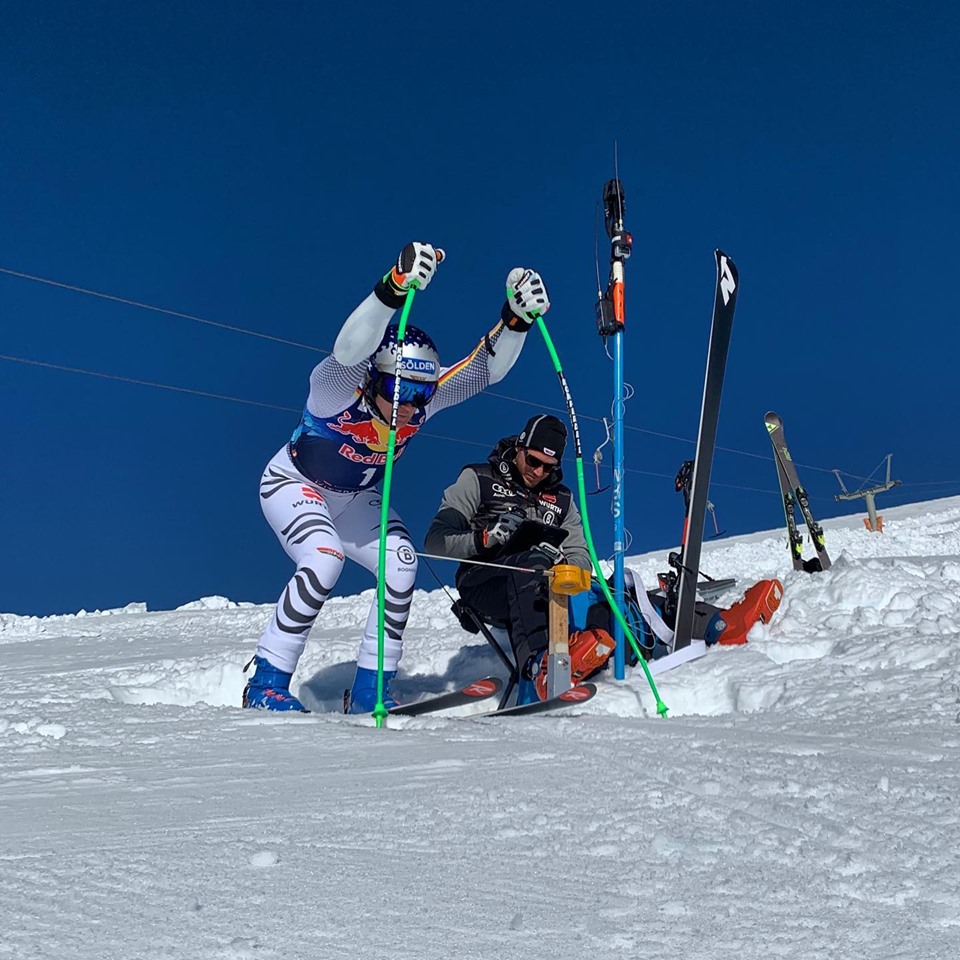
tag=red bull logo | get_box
[329,412,385,448]
[338,443,387,465]
[328,411,421,454]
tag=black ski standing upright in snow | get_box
[771,442,807,571]
[672,251,739,652]
[764,411,831,572]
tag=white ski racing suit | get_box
[255,288,528,675]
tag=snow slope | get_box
[2,497,960,959]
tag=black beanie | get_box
[518,414,566,459]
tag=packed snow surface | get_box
[3,497,960,959]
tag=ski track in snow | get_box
[2,498,960,959]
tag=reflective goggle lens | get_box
[376,374,438,406]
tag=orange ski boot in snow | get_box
[716,578,784,646]
[534,627,616,701]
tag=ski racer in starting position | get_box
[243,242,551,713]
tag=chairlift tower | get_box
[833,455,901,532]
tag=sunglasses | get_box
[521,450,557,473]
[375,374,438,406]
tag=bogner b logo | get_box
[719,255,737,305]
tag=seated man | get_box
[425,414,614,702]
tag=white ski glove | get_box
[395,241,442,290]
[502,268,550,331]
[375,242,443,307]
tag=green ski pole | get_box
[372,247,444,726]
[525,310,668,717]
[372,285,418,727]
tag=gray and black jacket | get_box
[424,436,591,577]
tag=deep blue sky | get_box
[2,2,957,616]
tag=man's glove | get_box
[533,541,565,567]
[375,242,442,308]
[501,268,550,332]
[480,510,524,549]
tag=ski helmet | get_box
[366,324,441,407]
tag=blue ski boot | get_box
[347,666,399,714]
[516,676,540,706]
[242,655,309,712]
[703,611,728,647]
[516,651,544,706]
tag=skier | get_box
[425,414,615,703]
[243,242,551,713]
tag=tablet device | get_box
[508,518,569,553]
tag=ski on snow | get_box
[390,678,598,718]
[470,682,598,718]
[672,250,739,651]
[764,411,831,573]
[388,676,504,716]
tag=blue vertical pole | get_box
[596,177,632,681]
[612,330,626,680]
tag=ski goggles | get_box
[374,373,438,407]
